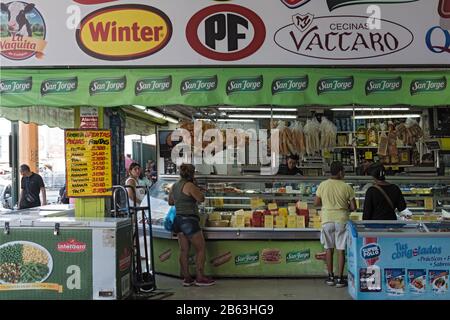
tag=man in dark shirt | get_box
[18,164,46,209]
[279,155,303,175]
[363,163,406,220]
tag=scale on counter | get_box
[424,139,441,151]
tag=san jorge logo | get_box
[76,4,172,61]
[361,243,381,260]
[274,14,414,60]
[0,1,47,60]
[186,4,266,61]
[57,239,87,253]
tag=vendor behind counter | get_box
[278,155,303,176]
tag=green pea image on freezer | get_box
[0,216,133,300]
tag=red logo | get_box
[119,248,131,271]
[186,4,265,61]
[73,0,117,4]
[57,239,87,253]
[439,0,450,18]
[280,0,311,9]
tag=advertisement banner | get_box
[1,68,449,107]
[64,129,113,197]
[0,229,92,300]
[0,0,449,67]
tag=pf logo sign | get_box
[186,4,266,61]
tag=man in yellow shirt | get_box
[314,161,356,288]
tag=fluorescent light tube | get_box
[353,114,421,119]
[332,108,410,111]
[218,107,298,112]
[228,114,297,119]
[217,119,254,122]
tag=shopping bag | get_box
[164,206,176,231]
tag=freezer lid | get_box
[37,204,75,211]
[349,220,428,236]
[32,217,131,228]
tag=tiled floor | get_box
[152,274,352,300]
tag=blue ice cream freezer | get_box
[347,221,450,300]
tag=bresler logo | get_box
[76,4,172,61]
[0,1,47,60]
[317,76,354,95]
[410,77,447,95]
[0,77,32,94]
[281,0,311,9]
[272,76,308,95]
[89,76,127,95]
[365,77,402,95]
[135,76,172,95]
[326,0,419,11]
[180,76,218,95]
[274,14,414,60]
[41,77,78,96]
[226,76,263,95]
[57,239,87,253]
[186,4,266,61]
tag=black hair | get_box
[19,164,31,172]
[330,161,344,176]
[129,162,140,173]
[287,154,299,161]
[368,162,386,181]
[180,163,195,181]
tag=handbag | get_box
[164,206,176,231]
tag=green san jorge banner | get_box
[1,68,449,107]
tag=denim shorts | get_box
[173,215,201,238]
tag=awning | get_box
[1,68,449,107]
[0,106,74,128]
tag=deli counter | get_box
[149,175,450,278]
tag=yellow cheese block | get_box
[264,215,274,228]
[287,215,297,228]
[275,216,286,228]
[235,215,245,228]
[296,216,306,228]
[279,207,288,217]
[309,209,318,216]
[208,212,222,221]
[268,203,278,210]
[297,201,308,210]
[288,206,297,215]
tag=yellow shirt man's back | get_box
[316,179,355,224]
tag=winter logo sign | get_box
[0,1,47,60]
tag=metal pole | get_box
[10,121,19,207]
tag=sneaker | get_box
[195,277,216,287]
[182,278,195,287]
[326,275,336,286]
[336,278,348,288]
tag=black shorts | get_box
[173,215,201,238]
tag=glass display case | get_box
[149,175,450,278]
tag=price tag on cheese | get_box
[264,215,274,228]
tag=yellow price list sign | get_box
[65,129,113,197]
